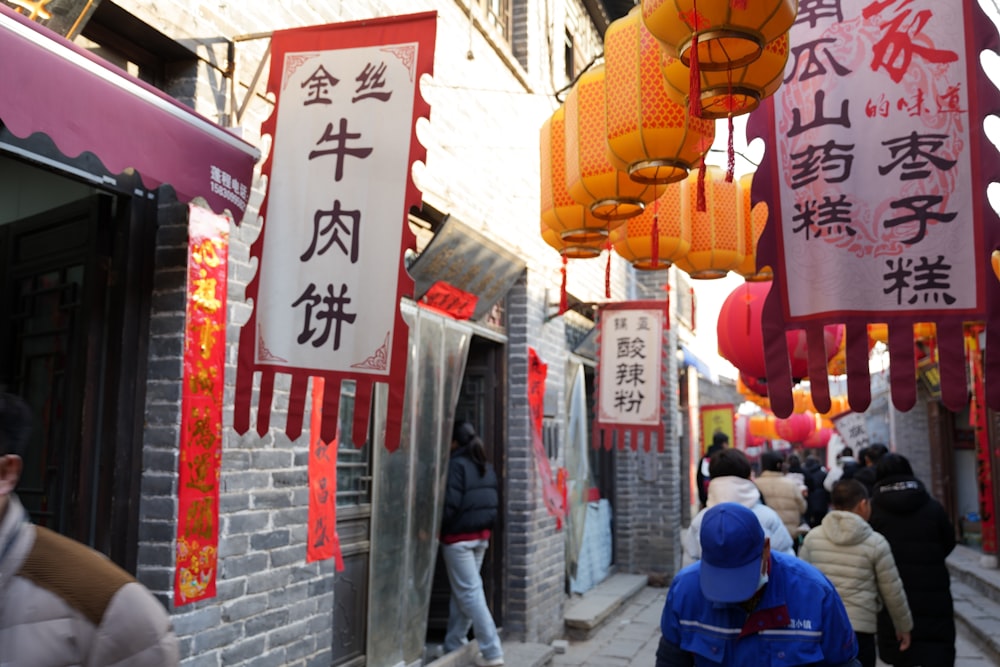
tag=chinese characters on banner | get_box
[234,13,437,451]
[748,0,1000,417]
[175,204,229,605]
[699,404,734,455]
[308,378,344,568]
[528,348,567,528]
[593,301,668,451]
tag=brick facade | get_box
[100,0,683,664]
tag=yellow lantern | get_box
[672,166,746,279]
[792,387,814,414]
[733,172,772,282]
[642,0,798,71]
[609,182,690,270]
[660,33,789,119]
[541,107,614,242]
[541,221,604,259]
[604,7,715,185]
[565,65,663,220]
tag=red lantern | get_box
[802,426,832,449]
[774,411,816,444]
[716,281,844,380]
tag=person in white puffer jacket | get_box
[682,448,794,566]
[800,479,913,667]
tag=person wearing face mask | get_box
[656,503,860,667]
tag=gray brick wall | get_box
[121,0,627,663]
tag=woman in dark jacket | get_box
[440,422,504,667]
[869,453,955,667]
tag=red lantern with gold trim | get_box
[604,7,715,185]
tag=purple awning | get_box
[0,5,259,220]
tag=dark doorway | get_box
[0,162,153,572]
[428,334,506,642]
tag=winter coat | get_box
[803,459,831,527]
[824,456,861,492]
[853,466,878,495]
[870,475,956,666]
[681,476,795,566]
[799,510,913,635]
[440,445,499,539]
[0,495,179,666]
[755,470,808,537]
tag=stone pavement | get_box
[550,586,996,667]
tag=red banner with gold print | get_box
[175,204,229,605]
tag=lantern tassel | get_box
[726,113,736,182]
[688,34,702,118]
[665,283,671,331]
[697,156,707,212]
[651,197,660,269]
[605,239,612,298]
[560,256,568,314]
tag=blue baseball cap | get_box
[699,503,766,603]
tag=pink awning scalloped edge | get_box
[0,5,259,221]
[746,1,1000,418]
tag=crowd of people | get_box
[663,441,957,667]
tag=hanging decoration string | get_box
[725,68,735,182]
[697,153,707,212]
[651,196,660,269]
[605,238,612,298]
[688,0,702,118]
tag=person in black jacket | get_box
[802,454,830,528]
[869,453,955,667]
[696,432,728,508]
[853,443,889,495]
[440,421,504,667]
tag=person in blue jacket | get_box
[656,502,860,667]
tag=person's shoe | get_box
[474,652,504,667]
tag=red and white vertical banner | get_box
[593,301,668,451]
[307,378,344,568]
[748,0,1000,416]
[175,204,229,606]
[528,348,566,529]
[234,12,436,449]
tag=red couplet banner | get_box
[528,348,566,529]
[307,378,344,568]
[175,205,229,605]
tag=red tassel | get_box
[651,197,660,268]
[731,0,748,9]
[697,156,707,212]
[560,256,568,314]
[665,284,671,331]
[726,114,735,182]
[688,34,701,118]
[605,239,612,298]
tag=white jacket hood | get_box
[819,510,873,546]
[706,476,762,508]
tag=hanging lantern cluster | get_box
[641,0,797,114]
[539,0,794,306]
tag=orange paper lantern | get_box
[609,182,690,270]
[672,166,745,279]
[660,33,790,118]
[564,65,663,220]
[642,0,798,70]
[541,107,613,242]
[604,7,715,185]
[733,172,771,282]
[541,221,604,259]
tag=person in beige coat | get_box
[0,392,179,666]
[754,450,808,541]
[800,479,913,667]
